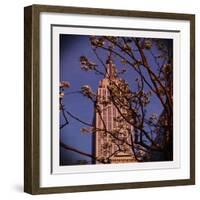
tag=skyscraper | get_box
[94,55,137,164]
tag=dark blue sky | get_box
[60,35,101,165]
[59,34,172,165]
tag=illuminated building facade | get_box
[94,56,136,164]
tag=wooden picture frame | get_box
[24,4,195,194]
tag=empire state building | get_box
[94,56,137,164]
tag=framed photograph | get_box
[24,4,195,194]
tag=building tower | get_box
[94,55,137,164]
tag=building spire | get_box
[106,51,116,79]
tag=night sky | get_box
[59,34,173,165]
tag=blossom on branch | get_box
[144,39,152,50]
[60,81,70,88]
[90,36,105,47]
[80,56,97,71]
[81,85,96,100]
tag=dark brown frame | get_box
[24,4,195,194]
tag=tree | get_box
[60,36,173,164]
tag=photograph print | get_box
[59,34,173,166]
